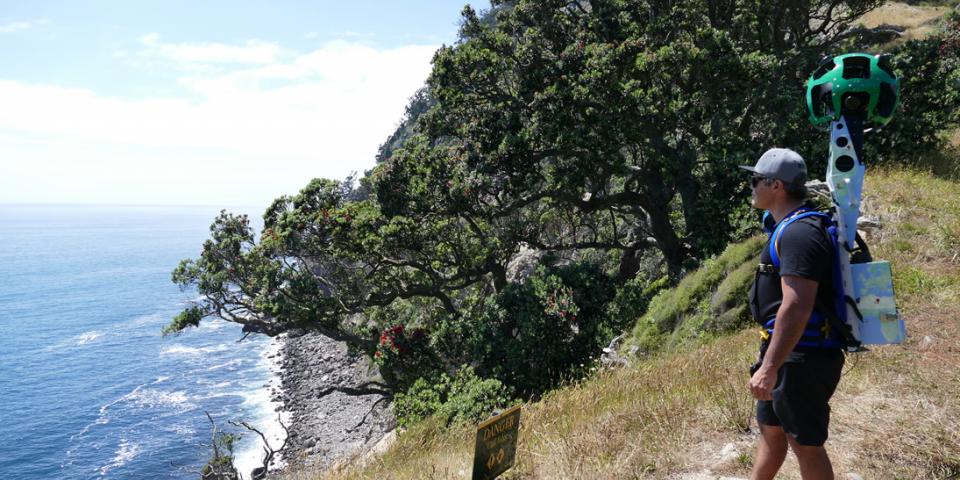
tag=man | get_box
[741,148,844,480]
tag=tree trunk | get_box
[639,186,686,278]
[676,167,701,259]
[491,262,508,293]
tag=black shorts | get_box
[756,349,844,446]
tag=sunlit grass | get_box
[857,1,952,46]
[276,167,960,480]
[285,332,759,480]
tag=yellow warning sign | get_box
[472,405,520,480]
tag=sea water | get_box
[0,204,285,480]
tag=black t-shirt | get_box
[749,213,835,324]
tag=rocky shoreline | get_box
[270,330,395,472]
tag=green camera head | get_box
[806,53,899,127]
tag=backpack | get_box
[761,207,868,351]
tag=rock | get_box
[846,473,864,480]
[506,243,544,284]
[806,180,831,199]
[858,215,881,233]
[274,331,394,473]
[710,442,741,470]
[600,334,628,368]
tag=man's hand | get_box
[749,275,817,400]
[750,364,777,400]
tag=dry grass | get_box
[275,169,960,480]
[770,168,960,479]
[284,333,759,480]
[858,1,952,43]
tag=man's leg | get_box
[786,435,834,480]
[751,423,788,480]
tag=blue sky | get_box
[0,1,479,206]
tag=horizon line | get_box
[0,201,264,210]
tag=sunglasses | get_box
[751,175,774,188]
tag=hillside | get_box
[258,2,960,478]
[276,167,959,479]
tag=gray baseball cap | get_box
[739,148,807,185]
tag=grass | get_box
[627,236,764,354]
[280,332,759,480]
[272,167,960,480]
[857,1,953,46]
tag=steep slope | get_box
[274,167,958,479]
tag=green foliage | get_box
[375,87,434,164]
[200,415,240,480]
[459,262,618,394]
[629,235,765,353]
[869,10,960,163]
[163,306,203,336]
[606,274,671,331]
[393,365,513,428]
[373,323,438,391]
[168,0,960,424]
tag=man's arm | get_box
[750,275,819,400]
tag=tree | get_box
[200,412,239,480]
[171,0,960,399]
[408,0,887,275]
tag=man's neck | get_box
[769,200,807,223]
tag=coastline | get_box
[233,336,290,477]
[272,330,395,472]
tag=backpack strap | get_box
[768,210,831,269]
[762,208,844,349]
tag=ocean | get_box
[0,204,285,480]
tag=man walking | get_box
[742,148,845,480]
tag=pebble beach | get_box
[271,330,396,472]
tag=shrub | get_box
[629,236,764,353]
[393,365,512,428]
[372,323,437,391]
[460,261,622,395]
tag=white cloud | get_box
[140,33,287,65]
[0,19,47,33]
[0,38,439,206]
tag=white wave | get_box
[99,438,141,475]
[233,336,289,477]
[199,390,243,400]
[160,343,230,356]
[166,422,197,437]
[75,330,104,345]
[206,359,243,371]
[124,387,192,412]
[71,383,143,441]
[43,330,106,352]
[100,383,196,414]
[198,319,231,332]
[130,312,165,326]
[185,294,207,304]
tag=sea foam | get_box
[233,336,289,477]
[99,438,141,475]
[160,343,229,357]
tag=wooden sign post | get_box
[471,405,521,480]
